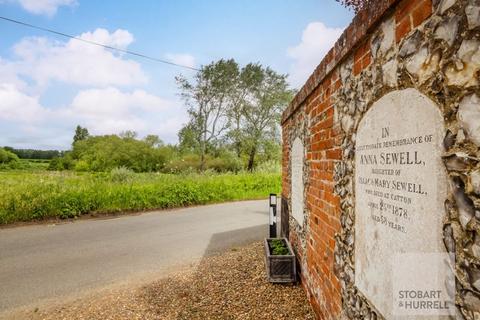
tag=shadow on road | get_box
[141,222,314,320]
[203,224,268,256]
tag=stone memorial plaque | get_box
[291,137,304,225]
[354,89,448,318]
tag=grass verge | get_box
[0,171,280,224]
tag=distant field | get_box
[0,159,50,171]
[0,171,281,224]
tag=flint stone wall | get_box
[281,0,480,319]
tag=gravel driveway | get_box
[7,241,315,320]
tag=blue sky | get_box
[0,0,352,149]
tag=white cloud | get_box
[165,53,196,69]
[12,29,147,88]
[12,0,76,16]
[77,28,134,50]
[0,84,47,122]
[68,87,171,134]
[0,84,181,148]
[0,57,28,91]
[152,114,188,141]
[287,22,344,88]
[0,28,187,148]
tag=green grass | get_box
[0,171,281,224]
[0,159,50,171]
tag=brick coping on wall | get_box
[281,0,399,125]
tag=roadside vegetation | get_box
[0,59,289,224]
[0,170,280,224]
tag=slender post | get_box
[269,193,277,238]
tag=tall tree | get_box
[227,64,256,158]
[144,135,164,148]
[178,123,200,154]
[119,130,138,139]
[177,59,239,170]
[73,125,89,144]
[0,148,19,164]
[235,64,293,171]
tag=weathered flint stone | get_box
[467,267,480,292]
[463,292,480,312]
[399,31,422,58]
[443,129,456,150]
[457,129,466,144]
[382,59,398,87]
[443,224,456,253]
[458,94,480,146]
[472,234,480,259]
[378,17,395,57]
[466,0,480,29]
[434,15,460,46]
[470,170,480,195]
[451,176,475,229]
[341,115,355,134]
[446,40,480,87]
[437,0,456,14]
[444,152,477,171]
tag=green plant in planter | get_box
[271,239,289,255]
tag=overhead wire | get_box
[0,15,200,71]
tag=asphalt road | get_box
[0,200,273,313]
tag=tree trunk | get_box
[247,146,256,172]
[199,139,206,172]
[200,153,205,171]
[200,146,206,171]
[234,120,242,159]
[235,140,242,158]
[200,127,207,171]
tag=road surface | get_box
[0,200,273,314]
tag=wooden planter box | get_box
[264,238,296,283]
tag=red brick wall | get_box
[304,70,343,318]
[281,0,434,319]
[395,0,433,42]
